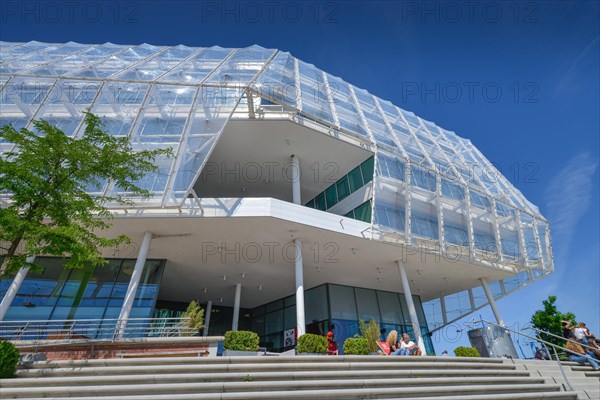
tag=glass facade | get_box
[0,257,165,335]
[252,283,434,355]
[0,41,553,332]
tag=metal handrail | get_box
[0,317,196,343]
[474,319,599,393]
[527,325,599,352]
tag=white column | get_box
[396,260,426,356]
[295,239,306,337]
[117,231,153,338]
[203,300,212,336]
[291,155,301,205]
[480,277,505,327]
[0,256,35,321]
[232,284,242,331]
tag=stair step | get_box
[575,389,600,400]
[15,361,517,377]
[1,383,564,400]
[1,368,531,387]
[389,393,578,400]
[23,355,504,369]
[0,376,548,397]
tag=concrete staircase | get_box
[1,355,582,400]
[511,359,600,400]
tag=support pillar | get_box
[480,277,505,327]
[0,256,35,321]
[232,284,241,331]
[203,300,212,336]
[117,231,153,338]
[295,239,306,337]
[396,260,427,356]
[291,155,301,205]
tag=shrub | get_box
[182,300,204,336]
[0,341,20,378]
[223,331,259,351]
[359,319,381,354]
[296,333,327,354]
[343,337,369,355]
[454,346,480,357]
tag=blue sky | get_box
[2,1,598,354]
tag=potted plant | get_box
[343,337,369,355]
[181,300,205,336]
[454,346,480,357]
[223,331,260,356]
[296,333,327,355]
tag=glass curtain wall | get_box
[252,283,433,354]
[0,256,165,336]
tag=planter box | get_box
[222,350,260,356]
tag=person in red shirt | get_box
[327,331,338,355]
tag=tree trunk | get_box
[0,236,23,280]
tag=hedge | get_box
[343,337,369,355]
[296,333,327,354]
[0,341,20,379]
[223,331,259,351]
[454,346,480,357]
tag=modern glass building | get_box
[0,41,553,354]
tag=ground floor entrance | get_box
[1,256,434,354]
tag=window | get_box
[470,191,491,210]
[411,166,436,192]
[329,284,357,320]
[441,178,464,200]
[445,225,469,246]
[378,154,405,181]
[315,193,326,211]
[348,165,364,192]
[355,288,379,321]
[353,201,372,223]
[325,184,337,209]
[336,177,350,201]
[360,157,375,183]
[474,233,497,252]
[411,213,439,240]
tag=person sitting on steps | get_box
[387,330,400,355]
[392,333,418,356]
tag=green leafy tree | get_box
[530,295,576,348]
[182,300,205,336]
[0,113,171,279]
[358,319,381,354]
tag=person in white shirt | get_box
[575,322,590,345]
[398,333,417,356]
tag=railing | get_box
[527,325,599,353]
[0,317,195,342]
[475,319,599,392]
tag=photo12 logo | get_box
[1,1,140,24]
[199,1,340,24]
[399,1,540,24]
[200,241,339,264]
[401,81,540,104]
